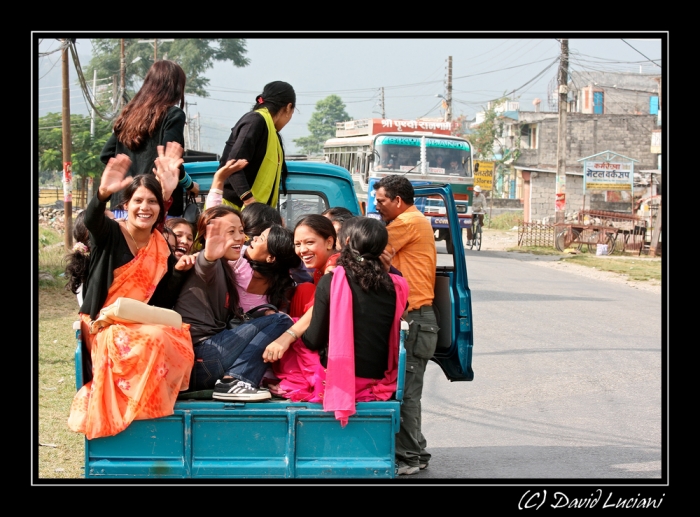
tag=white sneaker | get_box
[396,461,420,475]
[212,379,271,401]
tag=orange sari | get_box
[68,231,194,440]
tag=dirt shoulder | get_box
[479,229,662,295]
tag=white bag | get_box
[90,297,182,334]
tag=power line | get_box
[621,39,661,67]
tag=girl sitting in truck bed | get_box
[68,144,196,440]
[264,217,408,425]
[173,205,295,402]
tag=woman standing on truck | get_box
[100,60,198,218]
[266,218,409,426]
[218,81,296,211]
[68,143,196,440]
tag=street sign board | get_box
[583,160,634,191]
[474,160,494,191]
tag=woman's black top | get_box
[100,106,187,215]
[80,193,184,320]
[301,270,397,379]
[219,110,288,207]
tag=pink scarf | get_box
[324,266,409,427]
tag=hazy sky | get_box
[36,33,664,155]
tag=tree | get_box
[38,112,113,184]
[293,95,350,156]
[470,97,507,160]
[87,38,250,101]
[469,97,522,198]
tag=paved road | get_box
[396,244,664,483]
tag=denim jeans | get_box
[189,313,293,390]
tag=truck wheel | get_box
[445,229,454,254]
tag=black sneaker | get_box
[212,379,272,401]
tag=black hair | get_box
[294,214,337,249]
[246,224,300,311]
[64,211,90,295]
[253,81,296,116]
[321,206,355,225]
[337,217,394,292]
[336,216,360,250]
[242,202,283,238]
[121,174,167,230]
[372,175,415,206]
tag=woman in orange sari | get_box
[68,143,196,440]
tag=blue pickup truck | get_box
[74,159,474,479]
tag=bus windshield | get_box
[375,134,472,177]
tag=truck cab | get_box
[74,159,474,479]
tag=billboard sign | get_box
[474,160,494,191]
[583,160,634,191]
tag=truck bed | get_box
[75,325,408,479]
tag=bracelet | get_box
[210,188,223,195]
[285,329,298,340]
[240,190,253,201]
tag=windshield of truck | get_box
[374,134,472,177]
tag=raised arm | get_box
[206,158,249,208]
[202,217,235,262]
[97,154,133,202]
[153,141,184,203]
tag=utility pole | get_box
[196,113,201,151]
[446,56,453,123]
[185,102,197,150]
[555,39,569,224]
[138,38,174,63]
[118,39,126,113]
[87,68,97,206]
[61,39,73,250]
[380,87,385,119]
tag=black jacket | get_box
[219,110,288,207]
[100,106,187,215]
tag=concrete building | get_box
[469,71,662,223]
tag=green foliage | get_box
[471,97,507,160]
[38,112,113,180]
[293,95,350,156]
[87,38,250,99]
[486,210,523,230]
[562,255,661,282]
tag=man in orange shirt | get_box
[373,175,439,476]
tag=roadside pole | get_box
[555,39,568,224]
[62,39,73,250]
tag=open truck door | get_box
[367,179,474,382]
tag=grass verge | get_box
[485,210,522,231]
[560,254,661,282]
[509,244,661,283]
[37,227,85,479]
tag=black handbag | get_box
[227,304,279,329]
[183,192,201,225]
